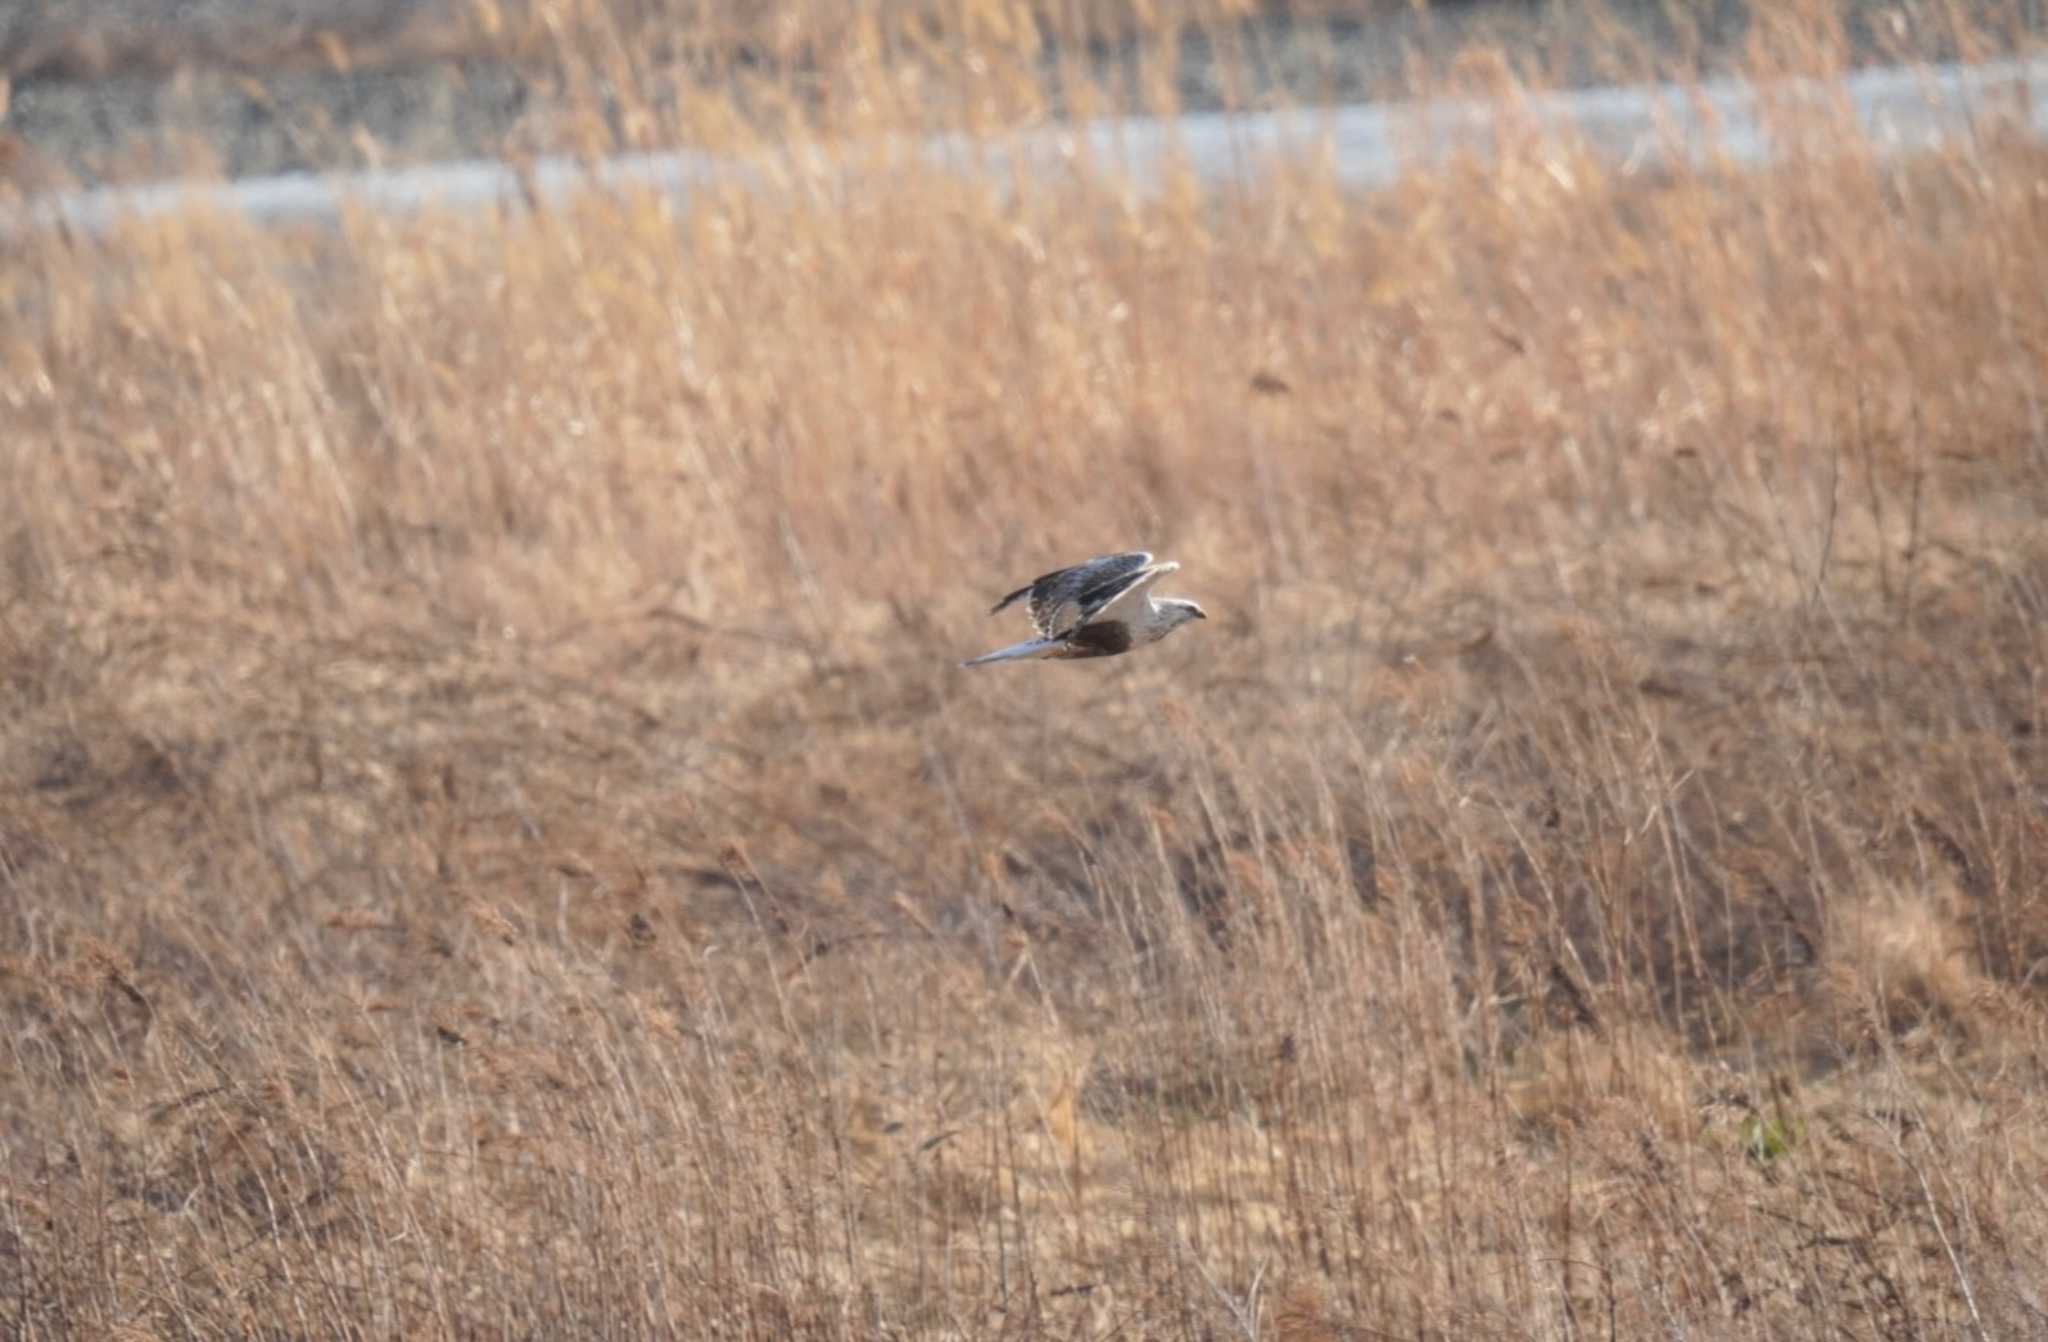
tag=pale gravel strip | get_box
[6,55,2045,238]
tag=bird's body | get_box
[962,551,1206,667]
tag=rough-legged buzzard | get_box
[962,551,1206,667]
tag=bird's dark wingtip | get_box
[989,584,1033,616]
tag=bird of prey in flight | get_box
[962,551,1206,667]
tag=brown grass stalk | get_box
[4,1,2048,1337]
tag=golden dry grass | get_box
[4,2,2048,1337]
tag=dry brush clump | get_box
[4,3,2048,1337]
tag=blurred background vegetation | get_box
[2,2,2046,1337]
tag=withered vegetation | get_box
[3,2,2047,1337]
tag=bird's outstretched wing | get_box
[1084,560,1178,627]
[990,551,1160,638]
[960,636,1066,668]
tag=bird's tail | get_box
[961,637,1065,668]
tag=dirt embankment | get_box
[0,0,489,81]
[0,0,531,187]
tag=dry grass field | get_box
[5,2,2048,1337]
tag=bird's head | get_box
[1162,599,1207,629]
